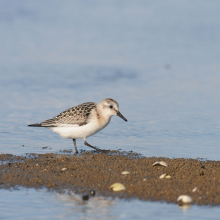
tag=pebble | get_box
[121,171,130,175]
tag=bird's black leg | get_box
[73,139,78,154]
[84,141,110,153]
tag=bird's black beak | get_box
[117,111,127,122]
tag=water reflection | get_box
[56,192,116,219]
[1,188,220,219]
[178,204,192,212]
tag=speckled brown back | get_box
[40,102,96,126]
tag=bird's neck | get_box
[95,106,111,126]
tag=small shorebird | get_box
[28,98,127,153]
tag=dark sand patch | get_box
[0,151,220,205]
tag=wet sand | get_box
[0,151,220,205]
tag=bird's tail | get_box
[28,123,42,127]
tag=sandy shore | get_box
[0,151,220,205]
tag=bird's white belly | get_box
[48,121,108,139]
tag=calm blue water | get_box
[1,188,220,220]
[1,1,220,219]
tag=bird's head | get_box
[98,98,127,121]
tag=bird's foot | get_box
[97,149,110,153]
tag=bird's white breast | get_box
[48,118,110,139]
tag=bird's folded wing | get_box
[40,102,96,127]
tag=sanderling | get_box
[28,98,127,153]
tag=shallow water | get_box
[1,188,220,220]
[1,0,220,219]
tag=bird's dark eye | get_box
[110,105,113,109]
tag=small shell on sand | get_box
[152,161,168,167]
[121,171,130,175]
[61,168,67,171]
[177,195,193,204]
[192,187,198,192]
[110,183,126,191]
[159,173,171,179]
